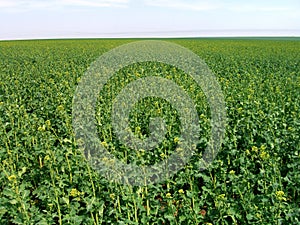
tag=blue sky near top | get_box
[0,0,299,39]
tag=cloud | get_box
[1,0,298,13]
[144,0,222,11]
[144,0,299,12]
[61,0,129,8]
[0,0,17,8]
[0,0,129,11]
[229,5,292,13]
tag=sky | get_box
[0,0,299,40]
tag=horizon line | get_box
[1,29,300,41]
[1,35,300,42]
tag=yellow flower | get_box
[110,193,115,200]
[44,155,50,161]
[160,153,166,158]
[245,149,250,155]
[38,125,46,132]
[178,189,184,194]
[166,193,172,198]
[237,107,243,113]
[200,114,206,119]
[139,149,145,154]
[252,146,258,153]
[101,141,108,148]
[8,175,17,181]
[102,157,109,162]
[260,145,266,151]
[260,151,270,160]
[217,194,225,199]
[229,170,235,175]
[70,188,80,197]
[174,137,180,144]
[135,126,141,133]
[217,160,223,166]
[45,120,51,127]
[276,191,286,201]
[57,105,64,112]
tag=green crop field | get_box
[0,38,299,224]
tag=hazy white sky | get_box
[0,0,299,40]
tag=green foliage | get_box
[0,38,299,224]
